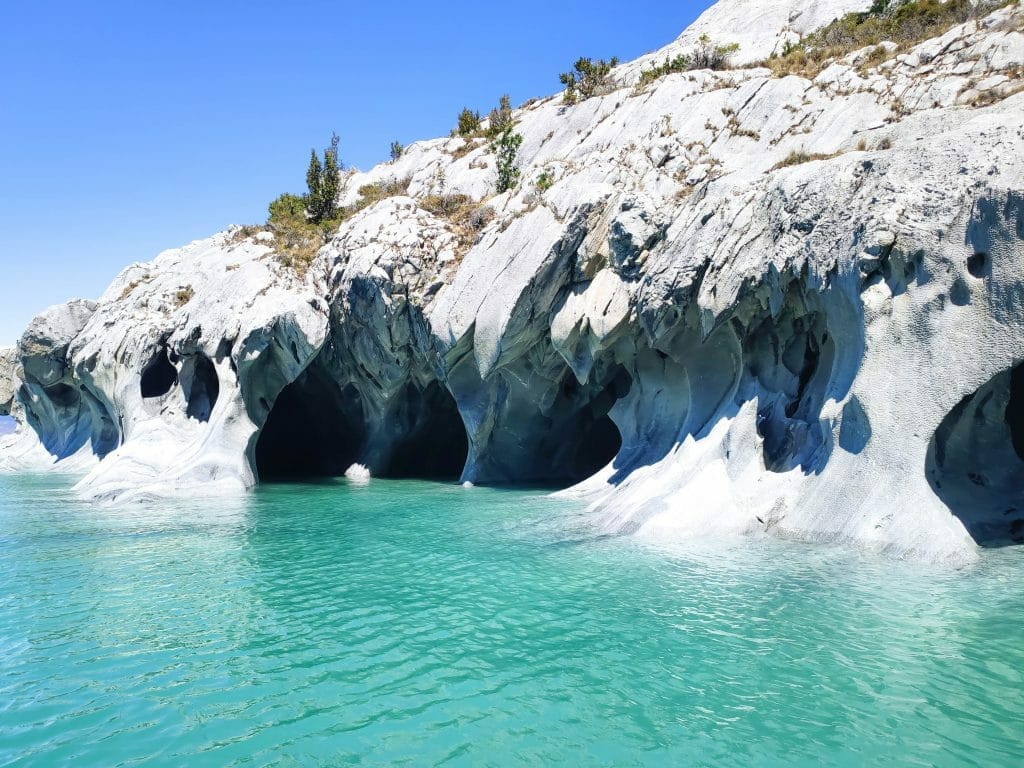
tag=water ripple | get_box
[0,475,1022,766]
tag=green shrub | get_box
[638,35,739,87]
[689,34,740,70]
[174,286,194,307]
[451,138,482,159]
[261,134,349,274]
[420,194,494,259]
[492,127,524,193]
[353,176,412,208]
[390,141,404,161]
[267,193,326,275]
[559,56,619,104]
[268,193,306,224]
[534,172,553,193]
[421,192,472,218]
[487,94,514,136]
[456,108,482,136]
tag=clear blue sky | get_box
[0,0,712,346]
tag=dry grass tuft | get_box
[771,149,840,170]
[174,286,195,307]
[420,193,495,258]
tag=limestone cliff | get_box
[3,0,1024,564]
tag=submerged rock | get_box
[3,0,1024,563]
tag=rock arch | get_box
[252,355,471,483]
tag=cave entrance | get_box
[254,367,365,481]
[549,369,625,485]
[382,381,468,480]
[481,363,626,488]
[141,348,177,398]
[926,363,1024,546]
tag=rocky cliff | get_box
[3,0,1023,564]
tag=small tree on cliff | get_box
[492,126,523,193]
[305,133,342,223]
[305,150,323,220]
[487,94,514,137]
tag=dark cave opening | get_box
[383,381,469,480]
[254,365,470,483]
[140,349,178,398]
[254,368,365,481]
[182,354,219,422]
[533,366,627,487]
[569,412,623,482]
[181,356,219,423]
[967,251,990,279]
[926,362,1024,546]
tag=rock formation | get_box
[2,0,1023,564]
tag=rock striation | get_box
[2,0,1024,564]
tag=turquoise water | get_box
[1,475,1022,767]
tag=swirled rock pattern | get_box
[3,0,1024,563]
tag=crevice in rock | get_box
[140,348,178,398]
[926,362,1024,546]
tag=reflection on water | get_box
[0,474,1022,767]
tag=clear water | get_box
[1,475,1022,767]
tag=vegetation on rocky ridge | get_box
[559,57,619,104]
[637,34,739,88]
[762,0,1019,77]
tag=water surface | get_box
[0,474,1021,766]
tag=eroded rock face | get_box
[0,347,17,416]
[3,0,1024,563]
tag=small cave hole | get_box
[949,277,971,306]
[45,382,80,409]
[967,251,989,279]
[140,349,177,398]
